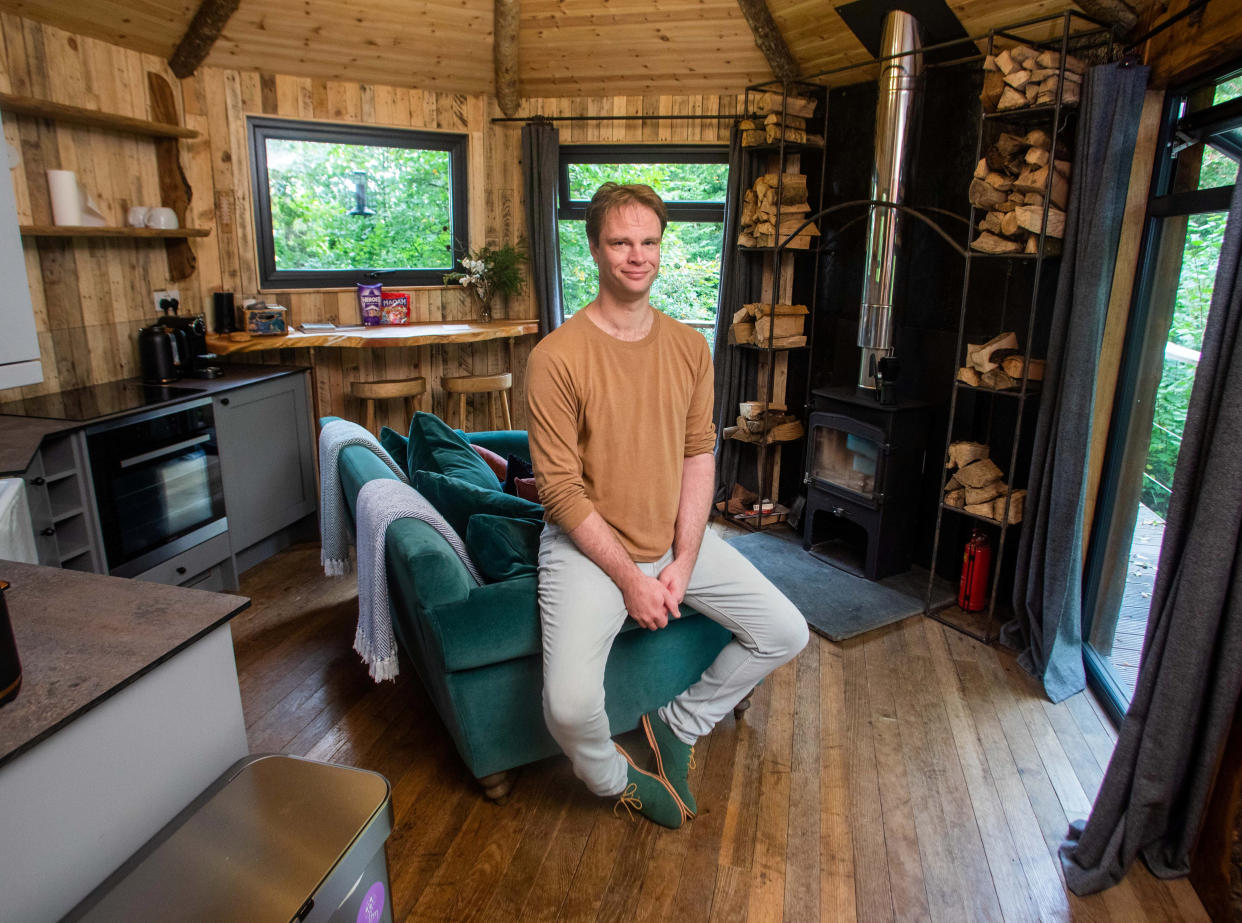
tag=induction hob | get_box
[0,380,206,422]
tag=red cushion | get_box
[470,444,506,484]
[514,476,540,504]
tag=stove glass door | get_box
[807,413,886,501]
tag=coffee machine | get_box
[155,294,219,378]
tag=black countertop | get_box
[0,364,309,476]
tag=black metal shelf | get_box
[925,10,1097,644]
[954,380,1043,398]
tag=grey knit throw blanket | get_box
[354,478,483,681]
[318,419,408,576]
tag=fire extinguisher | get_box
[958,528,992,612]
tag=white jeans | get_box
[537,523,809,797]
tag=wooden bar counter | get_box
[205,319,539,354]
[205,320,540,431]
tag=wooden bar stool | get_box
[442,372,512,431]
[350,376,428,433]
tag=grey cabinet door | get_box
[213,372,315,554]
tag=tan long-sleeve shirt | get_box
[526,309,717,562]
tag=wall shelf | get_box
[20,225,211,239]
[0,92,198,139]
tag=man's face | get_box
[589,203,663,302]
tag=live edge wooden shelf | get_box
[19,226,211,239]
[0,92,199,139]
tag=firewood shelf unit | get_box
[715,80,828,534]
[924,10,1115,644]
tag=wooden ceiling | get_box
[0,0,1112,98]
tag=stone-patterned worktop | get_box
[0,561,249,768]
[0,364,308,476]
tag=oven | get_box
[84,398,227,578]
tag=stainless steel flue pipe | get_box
[857,10,923,390]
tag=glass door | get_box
[1084,70,1241,719]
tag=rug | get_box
[727,529,954,641]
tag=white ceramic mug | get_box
[145,207,178,230]
[126,205,150,228]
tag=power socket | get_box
[153,289,181,315]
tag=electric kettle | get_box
[138,325,180,383]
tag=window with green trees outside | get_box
[247,117,468,289]
[557,146,729,346]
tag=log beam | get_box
[168,0,241,79]
[1076,0,1138,37]
[494,0,521,117]
[735,0,800,83]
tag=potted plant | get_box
[443,240,528,323]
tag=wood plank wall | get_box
[0,12,743,435]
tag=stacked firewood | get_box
[738,173,820,249]
[729,302,808,348]
[739,113,826,147]
[980,46,1085,113]
[943,441,1026,524]
[956,330,1045,390]
[969,128,1070,255]
[723,401,804,445]
[741,92,821,147]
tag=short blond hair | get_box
[585,182,668,246]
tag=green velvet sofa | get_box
[325,417,735,799]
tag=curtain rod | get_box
[491,113,745,124]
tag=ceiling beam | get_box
[169,0,242,79]
[1076,0,1139,36]
[735,0,800,83]
[495,0,521,117]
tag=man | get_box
[526,182,808,828]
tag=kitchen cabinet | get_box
[22,432,103,573]
[212,371,316,564]
[0,102,40,391]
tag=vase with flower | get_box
[443,240,527,323]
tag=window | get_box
[557,145,729,339]
[248,117,467,289]
[1082,66,1241,720]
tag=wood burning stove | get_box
[802,386,929,579]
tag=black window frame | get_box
[557,144,729,223]
[247,116,468,290]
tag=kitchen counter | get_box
[0,561,251,920]
[0,363,309,476]
[0,560,248,767]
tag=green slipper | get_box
[613,743,685,829]
[641,711,697,817]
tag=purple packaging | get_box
[357,282,383,326]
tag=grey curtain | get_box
[712,125,756,498]
[1002,62,1151,703]
[522,120,564,335]
[1061,169,1242,895]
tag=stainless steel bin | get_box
[65,754,394,923]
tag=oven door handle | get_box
[119,434,212,469]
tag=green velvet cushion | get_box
[378,425,407,468]
[412,470,544,539]
[466,515,543,582]
[406,411,501,491]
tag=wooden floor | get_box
[231,542,1209,923]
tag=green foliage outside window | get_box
[266,138,455,271]
[558,161,729,334]
[1143,127,1237,518]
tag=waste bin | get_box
[65,754,394,923]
